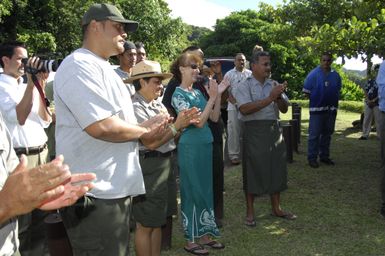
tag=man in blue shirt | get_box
[375,60,385,217]
[303,52,342,168]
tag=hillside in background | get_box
[343,68,366,88]
[343,68,366,78]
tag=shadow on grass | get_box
[161,107,385,256]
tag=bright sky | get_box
[208,0,283,12]
[165,0,282,29]
[164,0,383,71]
[337,55,382,71]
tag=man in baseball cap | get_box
[54,3,170,255]
[82,3,138,32]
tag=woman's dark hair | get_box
[169,52,203,83]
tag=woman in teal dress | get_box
[171,52,229,255]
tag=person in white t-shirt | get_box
[54,3,169,255]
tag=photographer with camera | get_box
[0,41,52,255]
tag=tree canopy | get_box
[0,0,190,67]
[198,0,385,100]
[1,0,384,100]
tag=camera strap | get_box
[31,74,51,112]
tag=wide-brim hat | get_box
[125,60,173,83]
[82,3,139,32]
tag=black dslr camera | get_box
[22,57,62,74]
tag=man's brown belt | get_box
[14,144,47,155]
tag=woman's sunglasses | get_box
[188,64,199,70]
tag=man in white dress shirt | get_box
[0,41,52,255]
[224,53,251,165]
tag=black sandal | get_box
[184,244,209,255]
[202,240,225,249]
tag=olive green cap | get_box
[82,3,138,32]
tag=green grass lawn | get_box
[161,107,385,256]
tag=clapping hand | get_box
[39,171,96,210]
[0,154,96,222]
[174,107,201,129]
[208,78,219,99]
[140,113,171,140]
[270,81,287,101]
[218,76,230,95]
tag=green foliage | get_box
[198,8,321,100]
[277,0,355,36]
[194,1,385,101]
[17,32,57,54]
[292,100,364,113]
[338,100,364,113]
[188,25,212,45]
[331,65,364,101]
[1,0,383,98]
[0,0,13,22]
[0,0,190,67]
[344,69,366,88]
[279,1,385,69]
[340,80,364,101]
[0,0,91,57]
[113,0,190,68]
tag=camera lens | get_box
[38,59,62,72]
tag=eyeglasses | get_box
[322,59,332,62]
[188,64,199,70]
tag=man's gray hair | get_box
[251,51,270,64]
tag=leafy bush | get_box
[336,66,365,101]
[338,101,364,113]
[291,100,364,113]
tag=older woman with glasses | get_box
[171,52,229,255]
[127,60,199,256]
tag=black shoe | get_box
[358,136,368,140]
[308,160,319,168]
[320,158,335,165]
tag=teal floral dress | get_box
[171,87,220,241]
